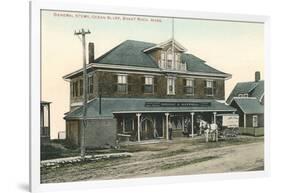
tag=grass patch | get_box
[160,156,219,170]
[150,149,191,159]
[41,143,79,161]
[123,145,168,153]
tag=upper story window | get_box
[144,76,154,94]
[205,80,214,96]
[167,77,176,95]
[117,74,128,93]
[158,48,186,71]
[166,49,173,70]
[88,75,94,94]
[79,79,83,96]
[71,80,80,98]
[184,79,194,95]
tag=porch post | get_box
[165,113,169,140]
[48,103,50,137]
[244,113,247,128]
[191,112,194,138]
[162,117,165,138]
[122,117,125,133]
[182,116,185,131]
[213,112,217,124]
[136,113,141,142]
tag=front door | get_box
[141,119,154,140]
[252,115,258,127]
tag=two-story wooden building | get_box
[63,39,236,148]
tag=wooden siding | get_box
[69,70,226,106]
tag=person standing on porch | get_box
[153,128,159,139]
[184,118,191,137]
[168,120,173,140]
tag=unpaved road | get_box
[41,137,264,183]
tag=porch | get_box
[115,111,221,142]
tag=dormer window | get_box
[158,49,186,71]
[167,49,173,70]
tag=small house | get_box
[227,72,264,128]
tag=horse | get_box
[199,120,210,135]
[199,120,218,142]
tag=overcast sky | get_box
[41,10,264,139]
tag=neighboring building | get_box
[40,101,51,143]
[63,39,236,148]
[227,72,264,128]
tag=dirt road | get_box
[41,137,264,183]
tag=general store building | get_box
[64,39,236,148]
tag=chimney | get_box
[88,42,95,64]
[255,71,261,82]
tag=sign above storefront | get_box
[145,102,211,108]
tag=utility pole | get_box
[74,28,91,158]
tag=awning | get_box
[64,97,236,120]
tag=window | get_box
[238,93,248,97]
[79,79,83,96]
[72,80,79,97]
[205,80,214,96]
[166,48,173,69]
[175,53,181,68]
[144,76,153,93]
[184,79,194,95]
[158,48,185,71]
[253,115,258,127]
[160,52,165,68]
[88,75,94,94]
[117,74,128,93]
[167,77,176,95]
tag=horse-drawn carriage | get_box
[200,114,239,142]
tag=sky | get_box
[41,10,264,139]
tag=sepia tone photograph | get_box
[40,9,264,184]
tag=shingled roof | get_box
[64,40,229,79]
[231,98,264,114]
[95,40,158,68]
[95,40,227,75]
[226,80,264,104]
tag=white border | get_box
[30,1,270,192]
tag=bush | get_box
[40,142,79,161]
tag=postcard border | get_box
[30,1,270,192]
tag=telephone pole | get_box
[74,28,91,158]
